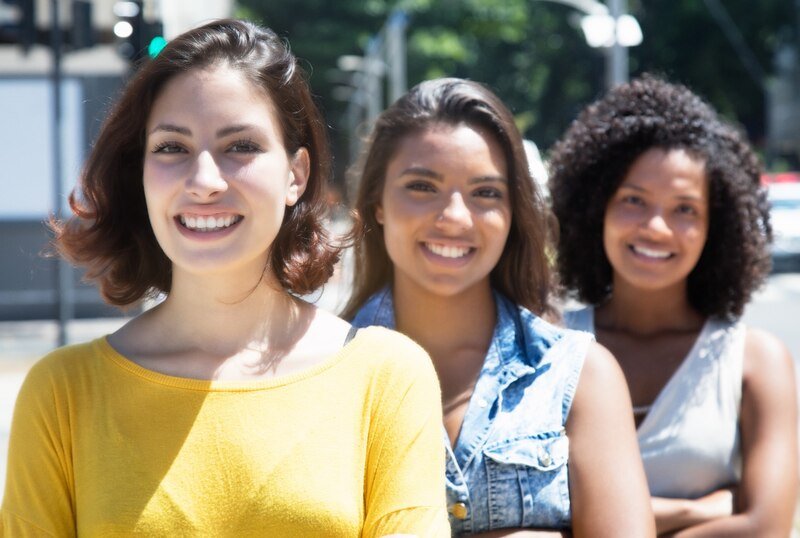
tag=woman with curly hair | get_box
[343,77,655,537]
[549,73,798,536]
[1,19,448,537]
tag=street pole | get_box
[363,36,383,126]
[386,10,408,103]
[605,0,627,88]
[51,0,73,346]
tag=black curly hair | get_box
[547,74,772,319]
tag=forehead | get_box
[148,64,277,125]
[391,123,505,164]
[623,147,708,193]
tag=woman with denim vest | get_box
[549,75,798,536]
[342,78,655,537]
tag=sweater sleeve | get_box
[360,329,450,538]
[1,352,77,538]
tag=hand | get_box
[694,487,736,521]
[653,486,736,535]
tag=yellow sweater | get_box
[1,326,448,537]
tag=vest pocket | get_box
[482,432,570,529]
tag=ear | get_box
[375,203,384,225]
[285,148,310,207]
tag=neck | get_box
[597,278,704,336]
[146,267,303,357]
[393,279,497,365]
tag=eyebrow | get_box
[618,182,705,201]
[147,124,259,137]
[397,166,507,184]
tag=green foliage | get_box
[236,0,795,180]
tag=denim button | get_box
[478,398,489,408]
[450,502,469,519]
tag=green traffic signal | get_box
[148,36,167,58]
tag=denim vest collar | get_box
[351,286,565,471]
[352,287,580,533]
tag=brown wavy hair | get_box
[341,78,554,320]
[50,19,338,306]
[547,74,772,319]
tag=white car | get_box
[768,182,800,270]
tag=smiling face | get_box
[603,147,709,295]
[377,122,512,299]
[143,64,309,283]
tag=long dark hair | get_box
[342,77,554,319]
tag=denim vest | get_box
[352,288,592,535]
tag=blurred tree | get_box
[236,0,794,177]
[632,0,792,148]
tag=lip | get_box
[177,205,241,216]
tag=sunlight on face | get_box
[603,147,709,295]
[378,123,512,299]
[143,64,308,283]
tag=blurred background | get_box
[1,0,799,510]
[0,0,799,331]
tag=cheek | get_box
[142,174,163,215]
[602,210,618,245]
[687,223,709,252]
[380,195,425,228]
[142,161,176,201]
[380,219,408,268]
[487,209,512,242]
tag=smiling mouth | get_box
[629,244,673,260]
[178,214,243,232]
[425,242,473,259]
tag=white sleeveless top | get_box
[564,307,743,499]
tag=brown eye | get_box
[406,181,436,193]
[228,139,261,153]
[152,141,185,154]
[474,187,502,199]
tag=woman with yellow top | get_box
[1,19,448,537]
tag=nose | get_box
[186,151,227,198]
[437,191,472,230]
[641,209,671,236]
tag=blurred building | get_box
[768,42,800,169]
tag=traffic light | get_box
[147,27,166,58]
[0,0,37,53]
[70,0,94,51]
[113,1,165,66]
[113,0,144,63]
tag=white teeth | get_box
[426,242,470,259]
[632,245,671,259]
[179,215,241,232]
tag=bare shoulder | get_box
[296,303,353,356]
[741,327,797,417]
[579,340,626,386]
[306,304,352,339]
[743,325,795,376]
[572,341,631,415]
